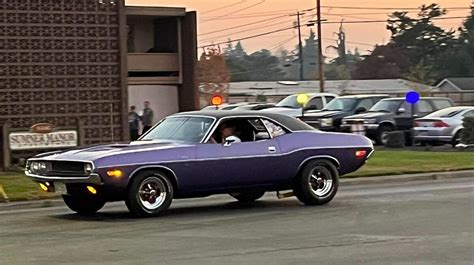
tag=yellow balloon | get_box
[296,93,309,105]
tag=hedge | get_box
[461,116,474,144]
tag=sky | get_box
[126,0,473,58]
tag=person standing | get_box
[141,101,154,134]
[128,106,140,141]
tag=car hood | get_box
[303,110,346,118]
[345,111,391,120]
[33,141,190,162]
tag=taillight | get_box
[413,121,420,127]
[433,121,449,127]
[355,150,367,158]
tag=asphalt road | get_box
[0,178,473,265]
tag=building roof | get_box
[226,79,433,96]
[437,78,474,91]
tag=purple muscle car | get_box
[26,111,374,217]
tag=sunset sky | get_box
[127,0,473,58]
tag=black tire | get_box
[452,130,463,148]
[376,124,393,145]
[62,194,105,215]
[230,191,265,203]
[293,160,339,205]
[125,170,174,218]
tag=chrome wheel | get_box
[308,166,333,197]
[137,176,167,211]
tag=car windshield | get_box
[323,98,357,111]
[275,95,300,108]
[370,100,402,112]
[140,116,214,143]
[425,108,464,118]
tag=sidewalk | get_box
[1,169,473,211]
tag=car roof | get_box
[284,93,338,97]
[337,94,389,99]
[381,97,452,101]
[173,110,314,131]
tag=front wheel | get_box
[376,124,393,145]
[293,160,339,205]
[230,191,265,203]
[125,171,174,217]
[452,130,463,148]
[62,194,105,215]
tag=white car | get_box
[261,93,338,117]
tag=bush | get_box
[461,116,474,144]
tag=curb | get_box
[1,170,473,211]
[340,170,474,186]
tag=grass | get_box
[0,171,58,202]
[0,150,473,201]
[347,150,474,178]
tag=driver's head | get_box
[219,121,237,138]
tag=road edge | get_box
[1,170,473,211]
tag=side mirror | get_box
[223,136,239,147]
[355,107,367,114]
[397,107,406,114]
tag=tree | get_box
[198,47,231,103]
[352,44,411,79]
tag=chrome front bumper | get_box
[25,172,103,184]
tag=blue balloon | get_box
[405,91,420,104]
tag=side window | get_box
[463,110,474,117]
[417,100,434,113]
[355,99,373,111]
[262,119,286,138]
[306,97,323,110]
[432,99,453,110]
[325,96,336,104]
[248,118,271,140]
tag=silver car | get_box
[414,106,474,147]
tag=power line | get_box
[199,14,290,36]
[201,0,267,23]
[320,16,469,24]
[200,7,315,19]
[201,0,247,15]
[321,5,472,10]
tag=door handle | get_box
[268,146,276,153]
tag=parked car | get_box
[261,93,337,117]
[26,111,373,217]
[300,94,389,131]
[342,97,455,145]
[413,106,474,147]
[233,103,276,111]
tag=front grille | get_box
[51,161,85,173]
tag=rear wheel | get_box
[376,124,393,145]
[125,170,173,217]
[62,194,105,215]
[293,160,339,205]
[230,191,265,203]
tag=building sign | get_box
[9,131,78,151]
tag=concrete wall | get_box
[128,85,179,132]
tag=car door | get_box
[193,117,282,191]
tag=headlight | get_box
[364,119,377,124]
[38,162,47,171]
[342,119,348,125]
[320,118,333,127]
[31,162,40,172]
[84,163,94,174]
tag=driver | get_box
[210,121,242,144]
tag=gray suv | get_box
[341,97,454,145]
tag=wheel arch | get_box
[378,121,395,129]
[128,165,179,193]
[296,155,340,179]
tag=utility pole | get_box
[316,0,325,92]
[297,11,304,81]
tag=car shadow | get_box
[51,198,337,222]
